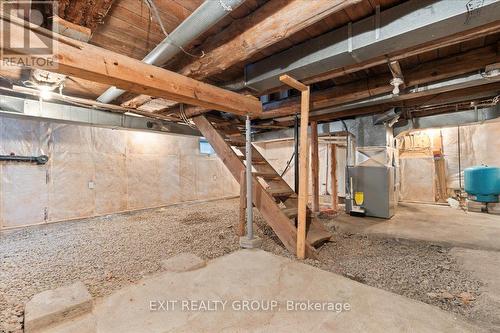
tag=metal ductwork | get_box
[245,0,500,93]
[0,95,201,136]
[97,0,246,103]
[272,72,500,122]
[394,104,500,135]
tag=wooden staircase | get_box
[192,115,331,259]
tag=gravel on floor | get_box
[0,198,486,332]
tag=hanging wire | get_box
[280,151,295,177]
[218,0,234,11]
[142,0,206,59]
[179,103,196,128]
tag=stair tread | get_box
[238,155,265,161]
[266,188,295,196]
[226,140,245,146]
[281,207,298,218]
[239,157,267,165]
[253,171,277,176]
[194,115,322,259]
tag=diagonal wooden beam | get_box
[126,0,360,113]
[0,16,262,116]
[175,0,362,80]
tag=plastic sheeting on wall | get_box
[0,116,238,230]
[399,155,436,203]
[441,120,500,190]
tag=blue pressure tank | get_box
[464,166,500,203]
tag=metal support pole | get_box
[239,115,261,249]
[245,115,254,240]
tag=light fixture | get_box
[390,77,404,95]
[38,85,52,100]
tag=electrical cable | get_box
[280,151,295,177]
[178,103,196,128]
[142,0,206,59]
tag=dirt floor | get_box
[0,198,492,332]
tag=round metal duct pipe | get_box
[97,0,246,103]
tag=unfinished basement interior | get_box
[1,0,500,332]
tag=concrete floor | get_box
[332,202,500,251]
[451,248,500,331]
[41,250,480,333]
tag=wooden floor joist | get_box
[175,0,362,80]
[260,45,500,119]
[0,15,262,117]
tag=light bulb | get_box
[390,78,404,96]
[39,86,52,100]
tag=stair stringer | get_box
[192,115,318,258]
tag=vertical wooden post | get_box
[279,74,310,259]
[297,86,311,259]
[238,169,246,236]
[311,121,319,213]
[331,144,338,211]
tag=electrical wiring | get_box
[280,151,295,177]
[178,103,196,128]
[142,0,205,59]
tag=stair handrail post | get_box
[279,74,310,259]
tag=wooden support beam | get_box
[388,60,405,92]
[290,81,500,125]
[127,0,360,111]
[280,75,310,259]
[311,121,319,213]
[238,169,246,237]
[175,0,361,80]
[0,16,262,116]
[303,20,500,85]
[260,45,500,119]
[331,144,338,212]
[164,21,500,120]
[279,75,308,92]
[53,15,91,42]
[297,86,310,259]
[388,60,404,82]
